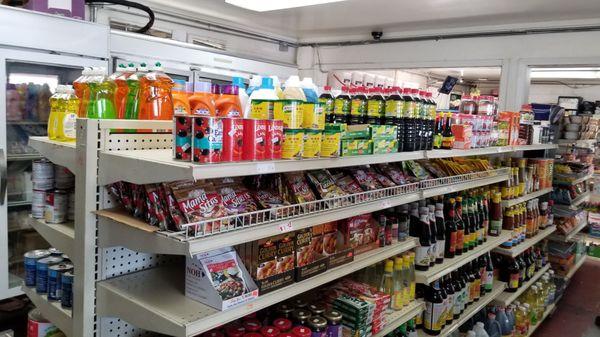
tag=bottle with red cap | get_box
[291,326,312,337]
[384,86,405,152]
[319,86,334,123]
[333,86,350,123]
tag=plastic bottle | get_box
[319,85,334,123]
[215,85,242,118]
[232,76,249,113]
[514,305,529,337]
[271,75,284,99]
[189,81,216,116]
[124,63,146,121]
[506,305,516,337]
[282,75,306,101]
[349,87,367,124]
[57,85,79,142]
[47,85,65,140]
[249,77,279,119]
[172,79,191,115]
[367,87,385,125]
[87,68,117,119]
[474,322,490,337]
[73,67,91,117]
[495,307,512,337]
[380,260,395,301]
[485,312,502,337]
[391,256,405,310]
[533,282,545,319]
[84,68,100,118]
[333,86,351,123]
[111,63,130,119]
[246,75,262,96]
[138,62,174,120]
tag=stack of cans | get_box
[24,248,73,309]
[31,160,74,224]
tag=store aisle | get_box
[533,258,600,337]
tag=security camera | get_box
[371,31,383,40]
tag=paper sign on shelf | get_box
[256,162,275,173]
[277,222,293,233]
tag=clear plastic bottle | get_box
[380,260,395,302]
[495,307,512,337]
[87,67,117,119]
[124,63,146,121]
[57,85,78,142]
[139,62,174,121]
[534,281,546,318]
[47,85,65,140]
[110,63,129,119]
[391,256,405,310]
[514,305,529,337]
[485,312,502,337]
[73,67,91,117]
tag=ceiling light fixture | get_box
[225,0,346,12]
[530,70,600,79]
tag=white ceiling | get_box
[143,0,600,41]
[409,67,502,82]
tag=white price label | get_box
[277,222,294,233]
[256,162,275,173]
[381,200,392,209]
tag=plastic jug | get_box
[138,62,174,120]
[270,75,284,99]
[216,85,242,117]
[246,75,262,96]
[87,68,117,119]
[496,307,512,337]
[57,85,78,142]
[124,63,146,121]
[47,85,65,140]
[474,322,490,337]
[282,75,306,101]
[300,77,319,103]
[172,79,190,115]
[112,63,133,119]
[249,77,278,119]
[73,67,91,117]
[484,312,502,337]
[189,81,216,116]
[232,76,249,113]
[467,331,476,337]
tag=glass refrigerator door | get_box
[0,50,106,299]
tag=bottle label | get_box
[333,98,350,115]
[509,272,519,289]
[473,279,481,299]
[250,101,274,119]
[428,244,436,265]
[350,99,366,116]
[385,100,404,118]
[415,246,430,267]
[367,100,383,117]
[62,113,77,139]
[453,292,461,315]
[441,135,455,149]
[448,232,457,253]
[528,264,536,279]
[456,230,464,251]
[485,271,494,290]
[392,290,403,310]
[490,219,502,235]
[318,97,334,115]
[424,301,444,332]
[435,240,445,260]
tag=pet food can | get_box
[61,271,74,309]
[45,189,68,224]
[54,165,74,190]
[274,100,303,129]
[48,263,73,301]
[48,248,63,257]
[174,115,193,161]
[32,159,54,190]
[24,249,50,287]
[242,119,267,161]
[302,129,322,158]
[28,308,62,337]
[61,254,71,263]
[36,256,63,294]
[222,117,244,162]
[282,129,304,159]
[193,116,223,163]
[265,119,284,160]
[31,189,46,219]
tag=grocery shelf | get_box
[492,226,556,257]
[553,172,593,186]
[372,301,425,337]
[96,239,417,337]
[421,172,509,198]
[549,220,587,242]
[557,139,596,148]
[565,255,587,280]
[28,216,75,259]
[501,188,553,208]
[22,285,72,336]
[418,282,506,337]
[415,231,511,284]
[8,120,47,125]
[493,263,551,306]
[526,302,556,337]
[28,136,77,173]
[512,144,558,151]
[7,200,32,207]
[7,153,44,161]
[555,191,590,209]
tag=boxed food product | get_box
[295,227,329,281]
[337,214,379,254]
[321,129,342,158]
[341,139,373,156]
[370,125,397,139]
[342,124,371,140]
[451,124,472,149]
[185,248,258,311]
[372,138,398,154]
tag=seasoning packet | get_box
[199,250,249,300]
[171,181,228,234]
[162,182,187,230]
[374,164,408,185]
[144,184,170,230]
[306,169,347,200]
[347,167,383,191]
[283,172,317,204]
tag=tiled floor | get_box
[533,257,600,337]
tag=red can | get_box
[193,116,223,163]
[222,117,244,162]
[226,325,246,337]
[265,119,283,160]
[242,119,267,161]
[291,326,311,337]
[273,318,292,333]
[243,319,262,332]
[260,326,281,337]
[174,115,192,161]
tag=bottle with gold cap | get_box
[380,259,395,306]
[391,256,405,310]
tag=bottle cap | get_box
[194,81,212,93]
[323,85,331,91]
[117,63,126,70]
[137,63,148,71]
[232,76,246,89]
[152,62,164,71]
[221,85,239,96]
[261,77,274,90]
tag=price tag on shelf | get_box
[381,200,392,209]
[256,162,275,173]
[277,222,294,233]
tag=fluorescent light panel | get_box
[225,0,346,12]
[530,70,600,79]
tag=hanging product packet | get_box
[171,181,228,234]
[217,182,259,229]
[283,172,318,205]
[306,170,348,200]
[347,167,383,191]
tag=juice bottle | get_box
[88,67,117,119]
[57,85,79,142]
[124,63,146,121]
[216,84,242,117]
[318,85,334,123]
[189,81,216,116]
[232,76,248,113]
[47,85,65,140]
[73,67,91,117]
[138,62,174,120]
[113,63,134,119]
[172,79,191,115]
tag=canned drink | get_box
[48,263,73,301]
[28,309,63,337]
[61,254,71,263]
[274,100,303,128]
[67,191,75,221]
[265,120,283,160]
[61,272,74,309]
[303,130,323,158]
[54,165,74,190]
[24,250,50,287]
[32,189,46,219]
[282,129,304,159]
[36,256,63,294]
[45,190,68,224]
[48,248,62,257]
[193,116,223,163]
[242,119,267,161]
[174,115,193,161]
[32,159,54,190]
[222,117,244,162]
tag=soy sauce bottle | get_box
[319,85,334,123]
[402,88,417,151]
[423,281,444,335]
[454,196,465,256]
[420,90,432,150]
[433,112,444,149]
[444,197,457,259]
[415,212,432,271]
[411,89,423,150]
[426,92,437,150]
[367,87,385,125]
[349,87,366,124]
[384,87,405,151]
[333,86,350,123]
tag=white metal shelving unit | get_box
[372,301,425,337]
[493,264,551,306]
[555,191,591,210]
[549,219,588,242]
[21,285,73,336]
[493,226,556,257]
[28,217,75,259]
[501,188,553,208]
[565,255,587,280]
[28,137,77,173]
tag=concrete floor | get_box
[533,258,600,337]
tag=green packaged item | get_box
[372,138,398,154]
[325,123,346,132]
[370,125,397,139]
[341,139,373,156]
[342,124,371,140]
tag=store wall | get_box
[298,30,600,110]
[529,84,600,104]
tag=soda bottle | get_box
[47,85,65,140]
[110,63,130,119]
[138,62,174,120]
[73,67,91,117]
[57,85,78,142]
[87,67,117,119]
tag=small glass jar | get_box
[292,309,312,326]
[276,303,295,319]
[308,303,326,316]
[291,299,308,309]
[226,325,246,337]
[260,326,280,337]
[243,319,262,333]
[291,326,311,337]
[323,310,342,337]
[307,316,327,337]
[273,318,292,333]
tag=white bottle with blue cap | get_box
[248,77,278,119]
[232,76,249,115]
